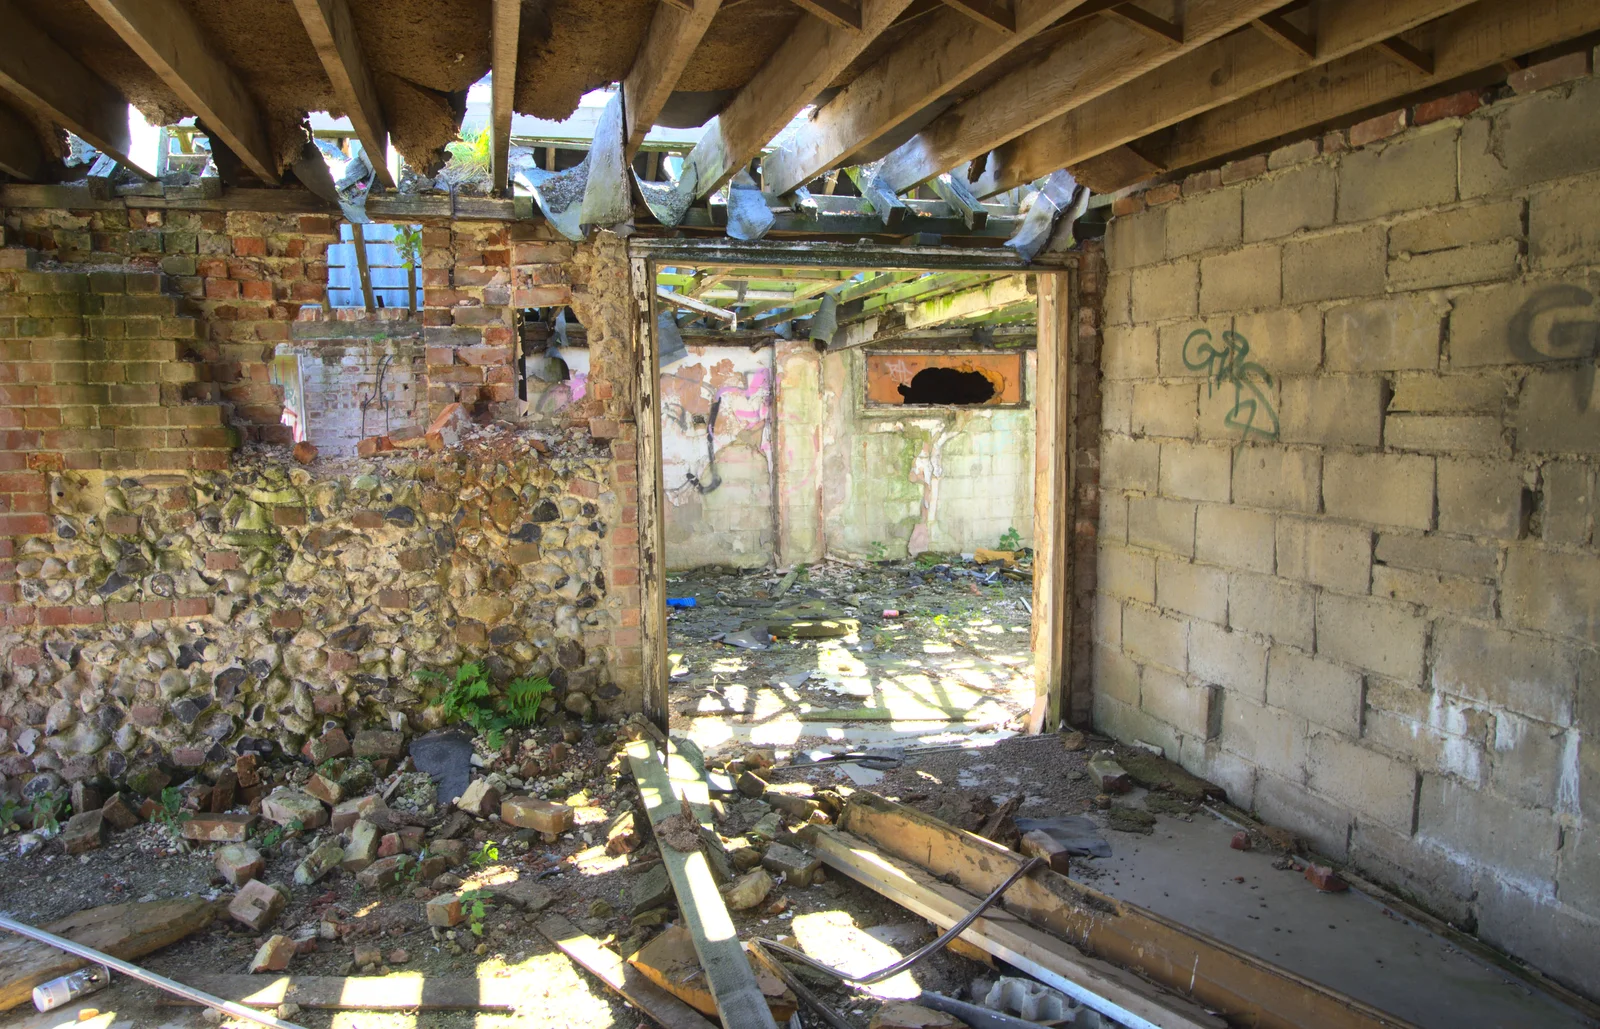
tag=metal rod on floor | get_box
[0,914,308,1029]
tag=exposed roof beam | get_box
[1085,0,1600,191]
[1103,3,1184,44]
[0,0,151,177]
[657,286,739,323]
[939,0,1016,32]
[972,0,1480,196]
[762,0,1086,196]
[0,100,46,181]
[904,274,1031,329]
[85,0,277,183]
[1373,34,1433,74]
[623,0,724,155]
[291,0,393,187]
[875,0,1291,195]
[787,0,863,29]
[490,0,521,195]
[683,0,918,200]
[1252,9,1315,59]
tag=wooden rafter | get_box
[762,0,1086,196]
[787,0,862,29]
[972,0,1480,196]
[875,0,1292,195]
[1252,9,1315,59]
[1103,3,1183,44]
[291,0,393,187]
[0,0,150,177]
[683,0,917,200]
[1089,0,1600,192]
[490,0,521,195]
[939,0,1015,32]
[1373,34,1433,75]
[657,286,739,323]
[84,0,277,183]
[0,100,46,181]
[904,274,1031,329]
[623,0,724,155]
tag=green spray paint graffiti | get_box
[1183,328,1280,441]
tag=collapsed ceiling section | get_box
[0,0,1596,246]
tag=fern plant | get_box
[417,662,554,749]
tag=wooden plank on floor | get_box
[798,823,1223,1029]
[536,914,717,1029]
[836,791,1425,1029]
[625,739,779,1029]
[175,976,517,1011]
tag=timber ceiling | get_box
[0,0,1597,207]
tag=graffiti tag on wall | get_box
[1509,284,1599,412]
[1184,328,1280,441]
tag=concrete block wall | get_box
[1097,62,1600,994]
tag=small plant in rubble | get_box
[154,787,192,839]
[461,889,491,937]
[997,526,1023,552]
[416,662,554,750]
[29,791,64,836]
[470,840,500,868]
[0,797,21,834]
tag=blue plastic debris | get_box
[666,597,697,608]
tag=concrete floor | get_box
[1084,801,1598,1029]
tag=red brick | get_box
[1143,182,1181,206]
[104,514,139,535]
[611,566,638,587]
[70,605,104,625]
[272,506,306,526]
[1508,50,1593,95]
[0,514,49,535]
[204,277,240,299]
[271,610,303,629]
[141,600,174,620]
[174,597,210,617]
[378,588,408,609]
[1220,154,1268,184]
[232,237,267,257]
[241,280,274,301]
[1182,168,1222,195]
[206,550,240,570]
[9,644,42,666]
[1349,109,1407,147]
[351,510,384,529]
[40,605,72,626]
[298,216,335,236]
[1304,863,1348,892]
[1413,89,1483,125]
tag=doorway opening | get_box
[634,247,1073,759]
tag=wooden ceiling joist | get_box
[939,0,1017,32]
[1373,34,1434,75]
[0,0,150,177]
[657,286,739,322]
[972,0,1482,197]
[1252,9,1316,59]
[0,100,46,182]
[1103,3,1184,44]
[291,0,393,187]
[85,0,277,183]
[490,0,521,195]
[624,0,724,155]
[904,273,1031,329]
[762,0,1086,196]
[787,0,863,29]
[874,0,1293,195]
[1089,0,1600,191]
[682,0,917,200]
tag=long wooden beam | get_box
[761,0,1087,195]
[0,0,150,176]
[84,0,277,183]
[974,0,1481,197]
[0,100,46,182]
[623,0,724,155]
[835,791,1427,1029]
[787,0,863,29]
[683,0,917,200]
[1097,0,1600,190]
[904,273,1031,328]
[657,286,739,322]
[291,0,393,187]
[625,740,778,1029]
[490,0,521,195]
[1032,269,1071,730]
[801,825,1224,1029]
[875,0,1291,194]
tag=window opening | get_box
[865,352,1025,406]
[898,366,996,404]
[327,223,422,310]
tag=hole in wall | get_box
[897,366,998,405]
[518,306,589,418]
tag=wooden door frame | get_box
[628,238,1079,733]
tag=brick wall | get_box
[1097,58,1599,993]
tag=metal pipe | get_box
[0,913,308,1029]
